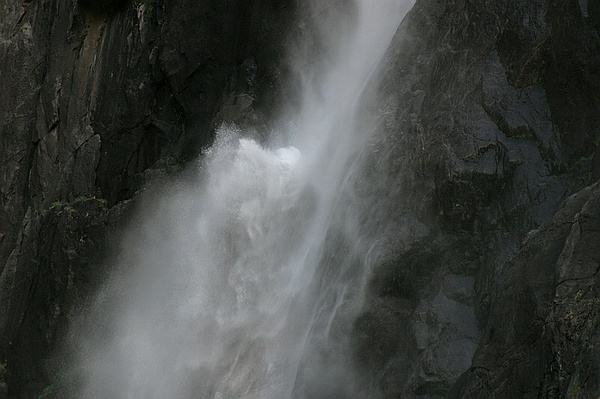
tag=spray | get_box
[78,1,414,398]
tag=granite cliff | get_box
[0,0,598,397]
[355,0,600,396]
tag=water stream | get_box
[79,1,413,398]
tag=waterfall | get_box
[78,1,414,398]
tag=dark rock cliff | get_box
[0,0,598,398]
[0,0,293,396]
[355,0,600,397]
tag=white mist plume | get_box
[78,1,414,398]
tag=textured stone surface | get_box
[453,183,600,398]
[0,0,599,397]
[352,0,600,396]
[0,0,293,396]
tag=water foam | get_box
[78,1,415,398]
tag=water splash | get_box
[78,1,414,398]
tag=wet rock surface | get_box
[452,182,600,398]
[0,0,293,396]
[0,0,599,397]
[354,0,600,396]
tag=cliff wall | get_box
[0,0,292,396]
[0,0,599,397]
[358,0,600,396]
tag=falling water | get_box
[78,1,414,398]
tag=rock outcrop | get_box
[353,0,599,396]
[453,182,600,398]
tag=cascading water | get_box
[78,1,414,398]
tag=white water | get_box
[79,1,413,398]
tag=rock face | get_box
[0,0,293,396]
[0,0,598,398]
[453,182,600,398]
[352,0,600,396]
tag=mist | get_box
[75,1,415,398]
